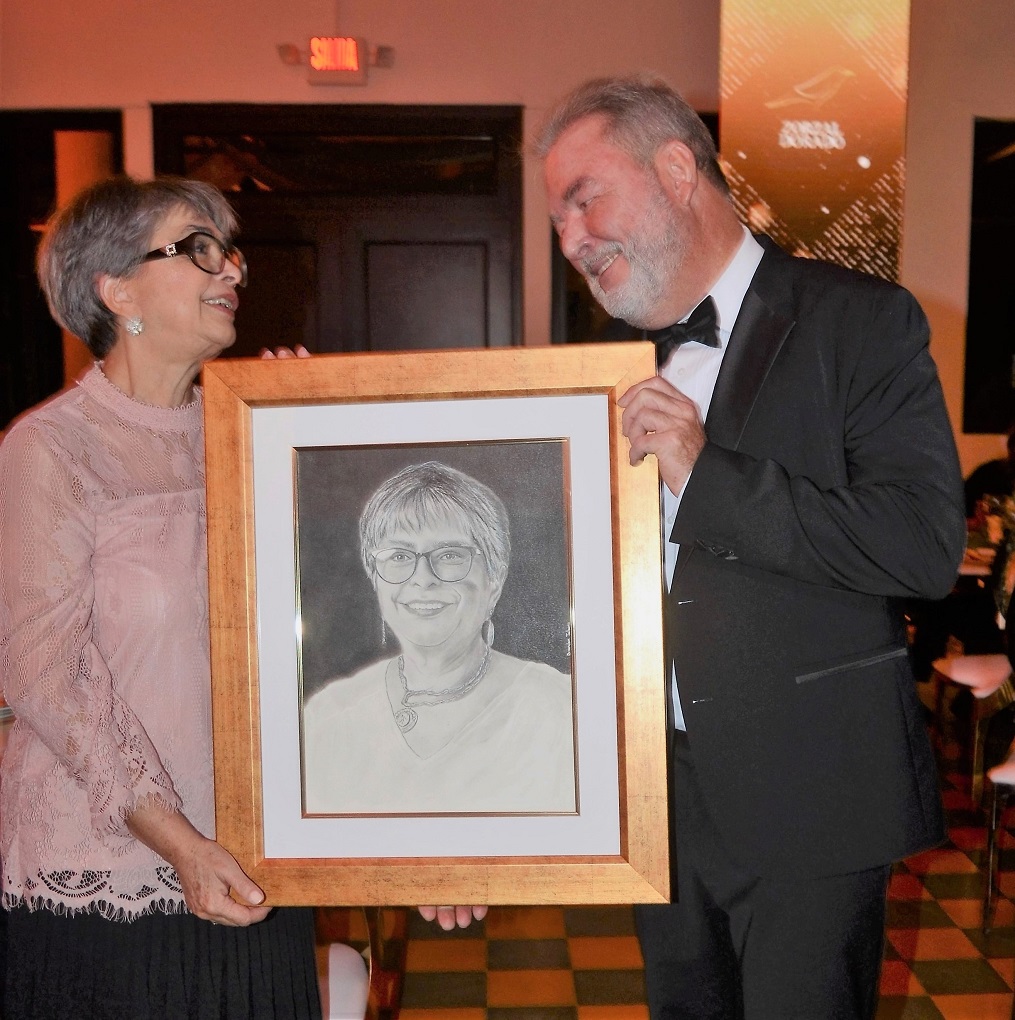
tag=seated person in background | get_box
[908,433,1015,685]
[965,425,1015,521]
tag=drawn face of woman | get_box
[372,516,502,657]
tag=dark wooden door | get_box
[153,104,521,357]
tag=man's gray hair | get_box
[533,74,729,195]
[36,175,240,357]
[359,461,511,583]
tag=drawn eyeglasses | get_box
[143,231,248,287]
[372,546,480,584]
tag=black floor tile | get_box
[563,905,639,936]
[487,1009,577,1020]
[874,996,945,1019]
[909,957,1011,995]
[573,968,647,1005]
[399,970,488,1008]
[886,900,956,929]
[919,871,986,900]
[488,938,571,970]
[963,923,1015,957]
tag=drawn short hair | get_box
[533,73,729,195]
[36,175,240,357]
[359,461,511,584]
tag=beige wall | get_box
[2,0,1012,472]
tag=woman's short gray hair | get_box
[35,175,239,357]
[533,74,729,195]
[359,461,511,584]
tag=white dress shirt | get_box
[659,227,764,729]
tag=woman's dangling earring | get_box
[380,618,388,647]
[126,316,144,336]
[483,616,495,650]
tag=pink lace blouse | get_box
[0,365,214,919]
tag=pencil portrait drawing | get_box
[298,447,577,816]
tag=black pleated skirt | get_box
[3,904,321,1020]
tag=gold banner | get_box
[720,0,910,280]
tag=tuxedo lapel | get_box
[706,284,794,449]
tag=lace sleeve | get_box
[0,422,183,840]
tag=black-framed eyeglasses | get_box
[372,546,480,584]
[143,231,248,287]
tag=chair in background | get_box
[315,906,408,1020]
[983,750,1015,934]
[319,943,369,1020]
[931,654,1015,809]
[984,775,1015,1020]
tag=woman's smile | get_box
[400,597,454,616]
[373,521,498,658]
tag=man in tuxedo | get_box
[536,75,966,1018]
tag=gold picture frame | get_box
[203,343,669,905]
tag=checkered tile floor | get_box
[316,706,1015,1019]
[875,729,1015,1020]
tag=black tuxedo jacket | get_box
[668,237,966,879]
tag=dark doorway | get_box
[964,118,1015,434]
[152,104,522,358]
[0,110,123,430]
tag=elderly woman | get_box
[303,460,576,814]
[0,177,320,1018]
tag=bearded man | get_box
[533,74,965,1020]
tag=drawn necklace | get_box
[393,646,491,733]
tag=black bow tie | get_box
[650,296,720,368]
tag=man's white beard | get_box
[585,190,686,329]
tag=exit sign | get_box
[308,36,367,85]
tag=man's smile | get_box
[582,246,625,289]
